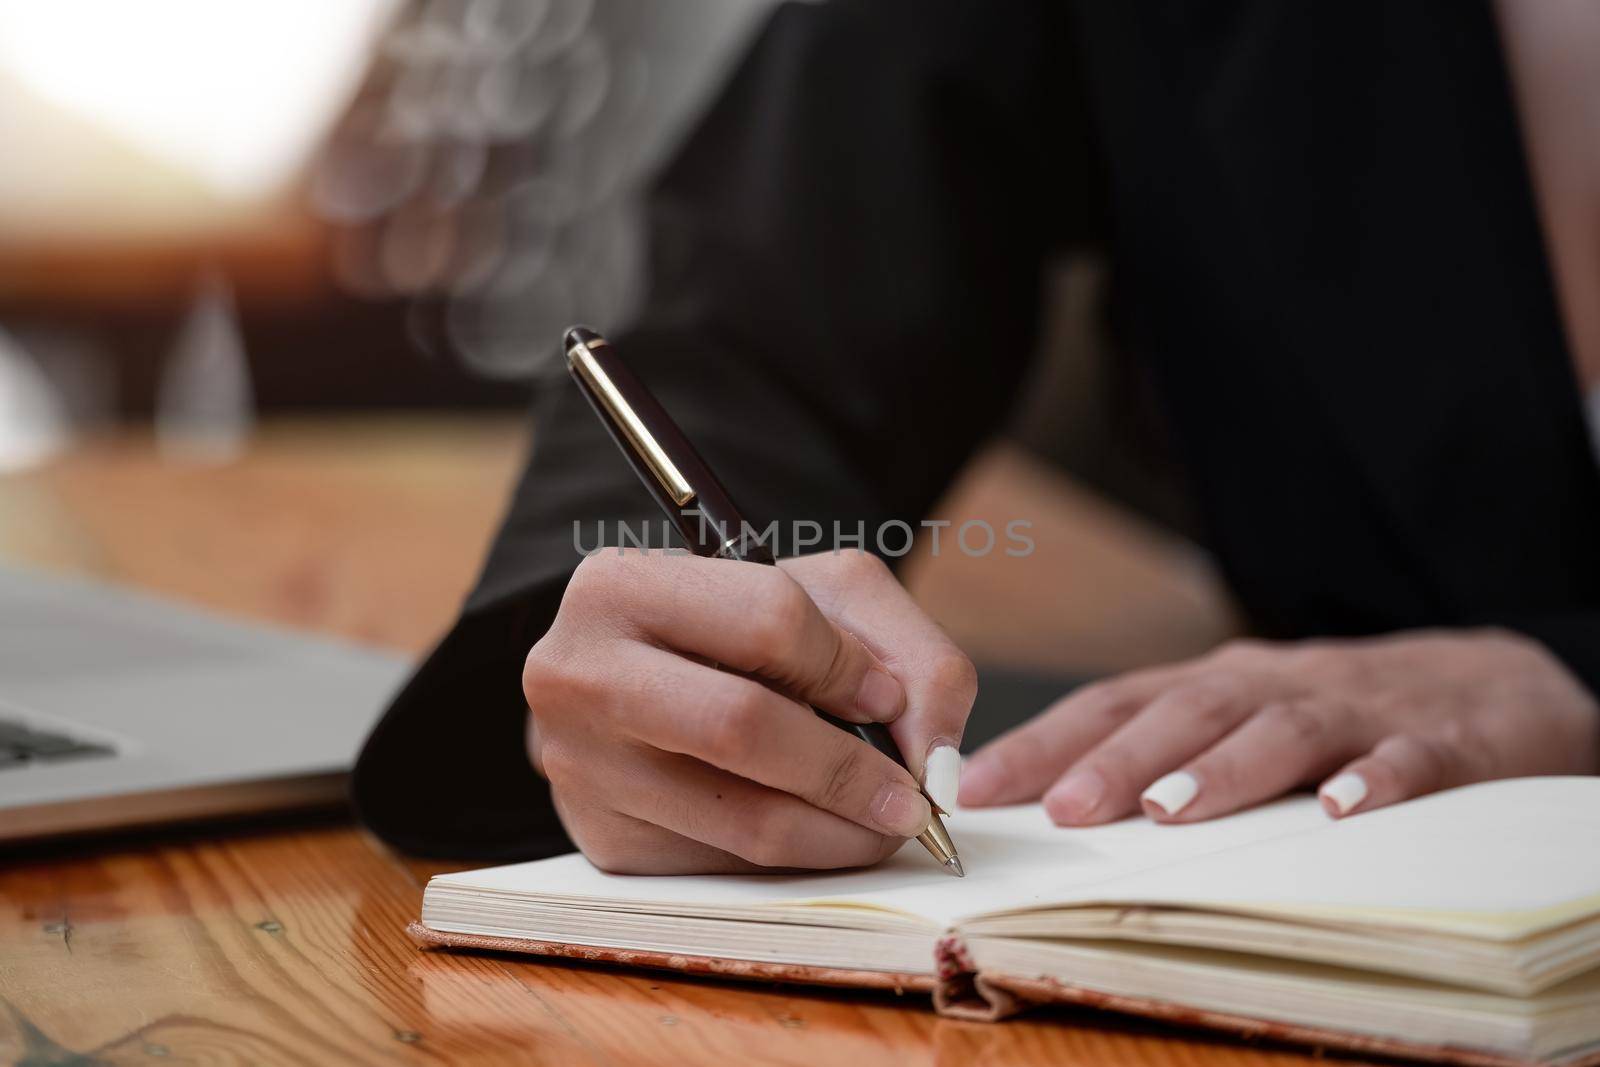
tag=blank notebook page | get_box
[430,778,1600,932]
[431,792,1324,927]
[1080,776,1600,938]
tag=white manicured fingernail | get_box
[923,744,962,814]
[1142,771,1199,816]
[1320,772,1368,815]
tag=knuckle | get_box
[1068,680,1132,724]
[1162,682,1237,729]
[522,639,579,716]
[813,748,864,812]
[836,548,889,581]
[823,830,900,871]
[1084,746,1134,791]
[524,713,545,771]
[1365,689,1407,719]
[536,739,580,787]
[1389,732,1450,786]
[865,833,902,866]
[577,840,620,871]
[817,628,858,693]
[928,647,979,702]
[1432,719,1493,777]
[1411,736,1452,786]
[745,573,811,661]
[1190,753,1240,796]
[698,684,764,764]
[743,836,790,870]
[1068,679,1116,706]
[739,807,801,869]
[561,552,649,628]
[521,642,554,700]
[567,551,623,599]
[1260,701,1326,744]
[578,834,637,875]
[588,854,642,875]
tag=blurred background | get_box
[0,0,1236,673]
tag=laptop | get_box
[0,564,408,843]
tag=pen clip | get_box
[566,334,697,507]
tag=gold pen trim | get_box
[568,339,697,506]
[916,812,963,876]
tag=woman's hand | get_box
[523,549,975,874]
[961,630,1600,824]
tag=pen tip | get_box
[947,857,964,878]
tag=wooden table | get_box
[0,420,1319,1067]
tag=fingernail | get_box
[1320,772,1368,815]
[855,668,904,721]
[1045,768,1106,824]
[1141,771,1199,817]
[922,743,962,814]
[872,781,933,837]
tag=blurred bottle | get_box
[156,270,255,463]
[0,326,70,472]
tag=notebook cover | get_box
[408,922,1600,1067]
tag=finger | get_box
[607,751,903,870]
[1140,699,1359,823]
[552,796,763,875]
[524,712,545,777]
[1319,729,1481,818]
[575,550,905,725]
[1043,679,1264,826]
[783,550,976,792]
[622,647,933,839]
[958,671,1178,807]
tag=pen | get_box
[563,325,963,877]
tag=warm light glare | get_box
[0,0,397,200]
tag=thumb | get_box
[780,550,977,812]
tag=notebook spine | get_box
[930,934,1033,1022]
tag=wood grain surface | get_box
[0,420,1324,1067]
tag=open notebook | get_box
[413,777,1600,1066]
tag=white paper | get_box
[1066,776,1600,938]
[436,790,1326,926]
[434,778,1600,935]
